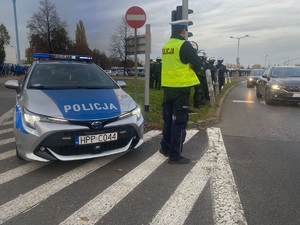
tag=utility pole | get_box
[12,0,21,65]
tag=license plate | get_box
[293,93,300,97]
[75,132,118,145]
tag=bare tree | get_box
[26,0,68,53]
[109,16,134,70]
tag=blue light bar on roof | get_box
[33,53,50,59]
[33,53,93,61]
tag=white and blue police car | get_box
[5,53,144,162]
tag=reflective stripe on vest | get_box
[161,38,200,87]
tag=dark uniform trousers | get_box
[160,88,190,160]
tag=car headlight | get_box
[248,78,253,81]
[118,105,142,121]
[271,84,282,90]
[23,109,68,129]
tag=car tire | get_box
[256,87,262,98]
[265,88,273,105]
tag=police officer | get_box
[215,57,228,92]
[153,56,162,90]
[160,20,202,164]
[193,51,206,108]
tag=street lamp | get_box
[230,35,249,68]
[12,0,21,65]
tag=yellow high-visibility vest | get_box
[161,38,200,87]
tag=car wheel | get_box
[256,87,262,98]
[265,88,273,105]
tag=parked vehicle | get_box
[5,53,144,162]
[256,66,300,105]
[112,70,127,76]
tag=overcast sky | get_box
[1,0,300,67]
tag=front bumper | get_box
[14,114,144,162]
[269,89,300,102]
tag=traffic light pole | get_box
[182,0,188,39]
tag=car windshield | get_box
[27,63,118,89]
[250,70,264,76]
[271,67,300,78]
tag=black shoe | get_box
[168,156,190,164]
[159,148,170,157]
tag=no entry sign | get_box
[125,6,146,29]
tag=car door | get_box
[257,68,270,96]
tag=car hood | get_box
[271,77,300,86]
[22,89,136,120]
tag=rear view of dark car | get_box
[247,69,265,87]
[256,66,300,105]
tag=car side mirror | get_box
[262,74,267,78]
[5,80,21,94]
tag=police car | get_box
[5,53,144,162]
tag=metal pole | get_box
[144,24,151,112]
[12,0,21,65]
[182,0,188,39]
[237,38,240,68]
[134,28,138,101]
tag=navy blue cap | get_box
[170,20,189,30]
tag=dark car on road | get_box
[247,69,265,87]
[256,66,300,105]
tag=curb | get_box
[188,81,242,129]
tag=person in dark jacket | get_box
[153,57,162,90]
[160,20,202,164]
[215,57,228,92]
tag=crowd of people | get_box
[0,63,29,77]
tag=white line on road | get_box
[0,130,160,224]
[233,100,254,103]
[150,133,216,225]
[0,128,13,135]
[0,149,15,160]
[0,137,15,146]
[0,162,48,185]
[0,108,13,125]
[2,120,13,126]
[59,130,198,225]
[208,127,248,225]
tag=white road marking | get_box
[0,128,13,135]
[150,132,216,225]
[0,130,160,224]
[2,120,13,126]
[0,137,15,146]
[0,162,48,185]
[59,130,198,225]
[0,108,13,125]
[208,127,248,225]
[233,100,254,103]
[0,149,15,160]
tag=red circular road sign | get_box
[125,6,146,29]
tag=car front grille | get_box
[284,86,300,92]
[34,125,139,158]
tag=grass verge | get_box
[122,78,238,131]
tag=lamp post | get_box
[12,0,21,65]
[230,35,249,68]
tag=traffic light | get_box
[171,6,194,37]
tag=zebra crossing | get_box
[0,114,247,225]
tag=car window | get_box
[28,64,117,89]
[250,70,264,76]
[271,67,300,77]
